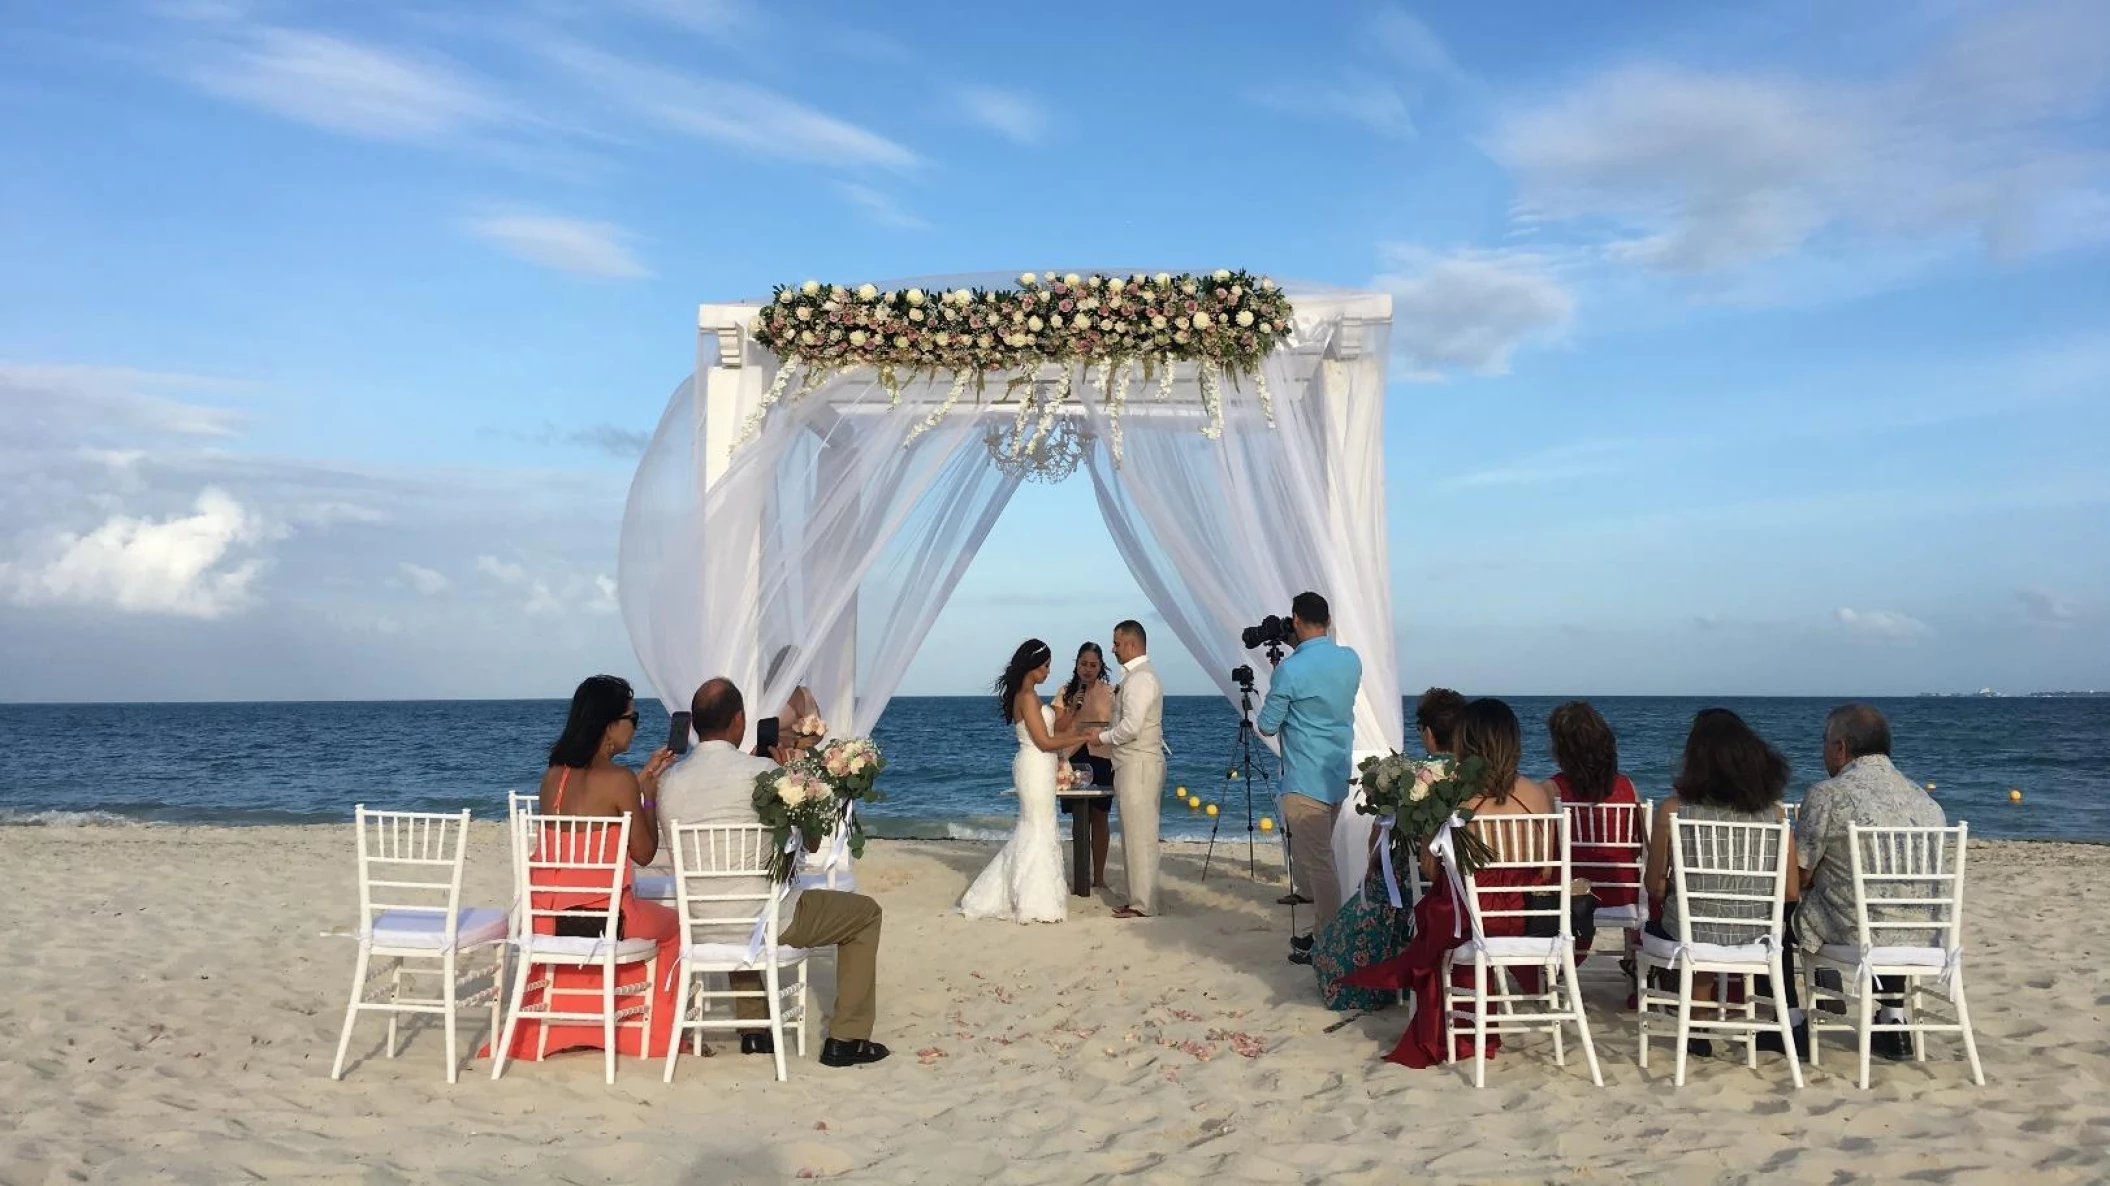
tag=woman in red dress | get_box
[1342,698,1554,1068]
[1541,701,1642,980]
[494,675,681,1062]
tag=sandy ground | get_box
[1,825,2105,1185]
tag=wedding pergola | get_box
[617,271,1403,763]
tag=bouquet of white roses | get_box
[791,714,828,740]
[1355,753,1495,878]
[749,765,841,883]
[812,736,887,858]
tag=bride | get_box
[959,639,1095,924]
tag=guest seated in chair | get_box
[1644,708,1800,1056]
[655,677,891,1068]
[1539,700,1642,968]
[1795,702,1943,1061]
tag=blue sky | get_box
[2,0,2106,702]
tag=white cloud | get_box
[956,86,1049,145]
[835,183,929,231]
[464,214,651,278]
[476,554,615,616]
[2018,587,2090,627]
[1490,0,2110,275]
[1,363,242,446]
[531,39,918,170]
[399,562,450,595]
[1371,245,1575,377]
[1835,607,1932,644]
[0,488,278,618]
[185,27,500,143]
[1252,78,1414,137]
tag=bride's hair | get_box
[993,639,1053,723]
[1061,641,1109,712]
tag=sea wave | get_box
[0,809,157,828]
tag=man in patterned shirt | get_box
[1795,702,1945,1060]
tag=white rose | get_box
[800,279,820,295]
[831,285,847,298]
[775,778,804,806]
[894,334,910,348]
[1020,272,1038,286]
[977,334,993,347]
[1236,309,1255,327]
[1407,782,1429,803]
[984,291,999,304]
[909,308,925,322]
[798,330,816,345]
[1107,277,1125,293]
[1192,311,1210,328]
[953,288,974,305]
[1028,315,1045,332]
[1074,314,1092,330]
[1182,282,1198,296]
[1012,310,1026,325]
[1213,269,1231,281]
[1088,275,1104,288]
[934,331,950,345]
[1049,314,1063,329]
[906,288,926,305]
[849,329,868,346]
[1150,314,1167,329]
[1261,277,1276,291]
[776,291,794,305]
[1153,272,1171,286]
[857,283,879,300]
[1063,273,1080,285]
[850,756,867,772]
[796,306,812,321]
[1174,330,1191,344]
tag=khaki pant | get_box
[1114,753,1165,915]
[1281,793,1342,932]
[733,888,881,1041]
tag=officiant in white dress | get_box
[959,640,1099,924]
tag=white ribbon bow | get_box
[1377,819,1404,910]
[1427,813,1473,939]
[1852,944,1960,994]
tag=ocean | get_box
[1,696,2104,843]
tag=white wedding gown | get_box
[959,704,1068,924]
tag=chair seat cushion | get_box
[1465,935,1566,960]
[680,942,811,969]
[1814,944,1948,969]
[1593,904,1644,927]
[1640,930,1777,966]
[369,906,508,951]
[518,934,661,962]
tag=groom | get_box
[1095,619,1165,918]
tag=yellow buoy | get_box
[2009,788,2023,802]
[1175,785,1187,797]
[1259,816,1275,832]
[1926,781,1937,791]
[1187,796,1202,810]
[1205,803,1219,817]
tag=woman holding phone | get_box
[1053,642,1117,889]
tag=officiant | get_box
[1256,592,1363,963]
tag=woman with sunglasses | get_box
[496,674,681,1062]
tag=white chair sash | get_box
[1427,813,1472,938]
[1848,943,1960,993]
[1376,819,1404,909]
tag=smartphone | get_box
[667,710,692,755]
[754,717,781,753]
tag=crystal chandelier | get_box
[984,417,1091,484]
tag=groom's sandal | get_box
[820,1038,891,1067]
[1276,892,1313,906]
[1112,906,1148,919]
[740,1033,774,1056]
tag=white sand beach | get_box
[2,825,2106,1184]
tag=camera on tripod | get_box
[1240,612,1294,667]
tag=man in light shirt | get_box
[1096,619,1165,918]
[1257,591,1363,963]
[654,677,891,1067]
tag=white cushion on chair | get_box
[518,934,661,962]
[1640,929,1777,966]
[1815,943,1948,970]
[368,907,508,950]
[681,942,811,969]
[1465,935,1567,960]
[1593,904,1643,927]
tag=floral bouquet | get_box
[750,765,841,883]
[1355,753,1495,878]
[812,736,888,859]
[790,714,828,742]
[1055,763,1086,793]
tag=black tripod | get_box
[1201,679,1279,884]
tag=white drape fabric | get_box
[618,279,1402,766]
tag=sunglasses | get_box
[617,711,640,726]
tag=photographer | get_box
[1255,591,1363,961]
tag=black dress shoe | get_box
[1872,1030,1915,1061]
[1287,949,1314,966]
[1685,1038,1714,1058]
[820,1038,891,1067]
[1757,1022,1809,1058]
[740,1032,774,1056]
[1289,934,1315,952]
